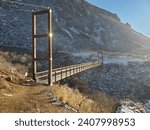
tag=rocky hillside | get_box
[0,0,150,54]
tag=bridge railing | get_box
[35,61,100,83]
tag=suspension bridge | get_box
[1,0,102,86]
[32,9,101,86]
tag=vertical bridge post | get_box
[32,9,53,86]
[32,12,36,81]
[48,9,53,86]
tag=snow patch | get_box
[72,52,98,61]
[79,31,91,38]
[70,27,80,34]
[128,57,146,63]
[112,40,118,43]
[72,52,92,58]
[144,100,150,113]
[62,28,73,39]
[116,99,146,113]
[104,56,128,65]
[93,26,105,44]
[104,56,148,65]
[95,36,102,44]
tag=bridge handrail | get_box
[52,62,100,75]
[35,61,100,77]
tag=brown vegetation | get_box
[0,51,118,113]
[50,84,118,113]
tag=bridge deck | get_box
[35,62,101,85]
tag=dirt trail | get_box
[0,82,73,113]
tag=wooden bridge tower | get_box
[32,9,53,86]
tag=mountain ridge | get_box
[0,0,150,53]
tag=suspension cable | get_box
[7,8,33,12]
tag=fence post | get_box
[61,70,62,80]
[66,68,67,78]
[70,67,71,76]
[55,71,57,82]
[73,67,75,75]
[102,49,104,66]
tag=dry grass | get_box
[0,51,30,75]
[88,91,118,112]
[50,84,118,113]
[68,77,118,112]
[69,77,91,94]
[0,52,28,84]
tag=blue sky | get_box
[86,0,150,37]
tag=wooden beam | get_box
[33,9,49,15]
[34,34,48,38]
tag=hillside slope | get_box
[0,53,118,113]
[0,0,150,54]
